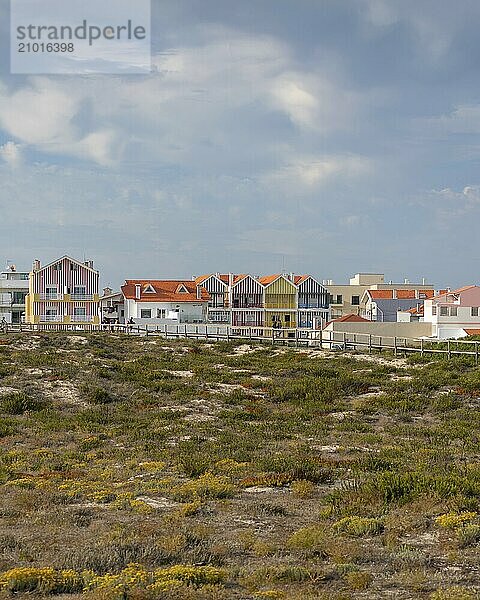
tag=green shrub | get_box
[84,387,114,405]
[0,392,44,414]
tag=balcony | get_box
[71,315,91,322]
[41,314,63,322]
[71,294,94,301]
[40,293,62,300]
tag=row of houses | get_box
[1,255,479,339]
[104,272,329,329]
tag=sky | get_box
[1,0,480,289]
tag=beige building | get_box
[325,273,434,319]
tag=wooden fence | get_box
[1,322,479,364]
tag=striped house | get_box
[230,274,264,328]
[195,274,229,323]
[295,275,329,328]
[259,274,297,329]
[25,256,100,325]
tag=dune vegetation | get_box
[0,332,479,599]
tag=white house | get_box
[121,280,210,325]
[423,285,480,339]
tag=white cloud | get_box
[262,154,371,189]
[0,141,22,167]
[0,78,119,166]
[0,26,367,170]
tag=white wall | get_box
[125,300,207,323]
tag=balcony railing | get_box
[41,314,63,322]
[40,293,62,300]
[71,315,91,322]
[71,294,94,301]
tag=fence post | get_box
[421,338,424,357]
[369,334,372,353]
[394,336,397,356]
[448,339,451,359]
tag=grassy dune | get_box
[0,333,479,599]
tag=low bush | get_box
[287,526,328,557]
[171,473,236,501]
[435,512,477,529]
[0,567,83,594]
[334,516,384,536]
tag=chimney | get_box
[228,273,233,287]
[33,259,40,271]
[404,278,409,284]
[289,272,294,282]
[103,287,113,297]
[197,285,201,300]
[135,284,141,300]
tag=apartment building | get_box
[0,264,29,324]
[25,256,100,325]
[326,273,434,319]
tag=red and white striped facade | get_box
[25,256,100,325]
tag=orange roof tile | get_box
[324,313,370,328]
[396,290,417,299]
[464,329,480,336]
[294,275,309,285]
[122,280,210,303]
[258,274,281,285]
[369,290,394,299]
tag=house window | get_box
[351,295,360,306]
[12,292,27,304]
[53,263,62,271]
[73,286,86,296]
[46,286,57,299]
[284,314,291,324]
[432,306,437,315]
[74,307,86,317]
[472,307,479,317]
[450,306,458,317]
[140,309,152,319]
[70,263,78,271]
[335,295,343,305]
[440,306,448,316]
[157,309,166,318]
